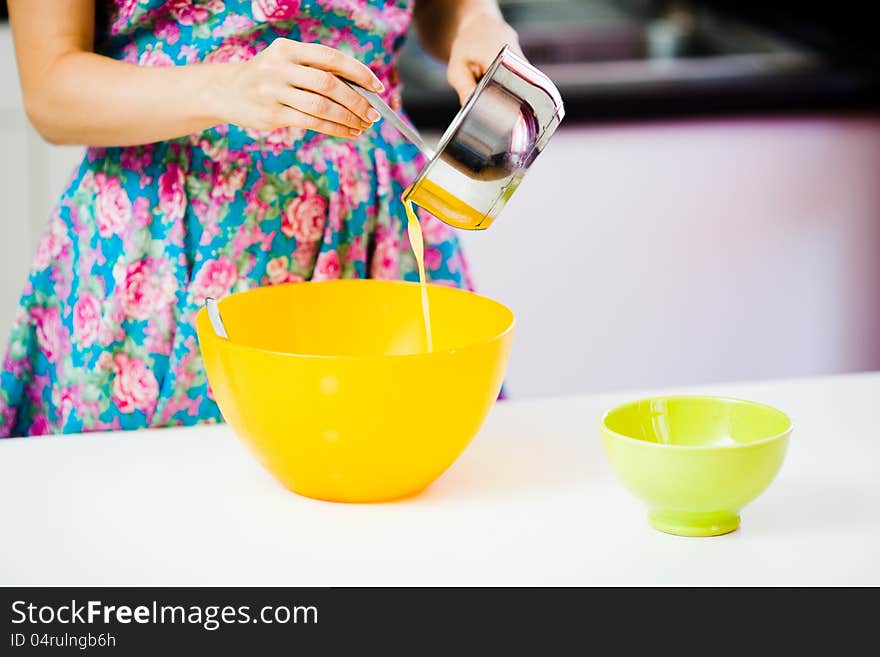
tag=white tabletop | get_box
[2,372,879,586]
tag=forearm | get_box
[413,0,504,62]
[10,0,383,146]
[21,52,228,147]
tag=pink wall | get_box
[459,115,880,397]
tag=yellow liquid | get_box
[403,198,433,352]
[408,178,487,230]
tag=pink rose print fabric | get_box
[0,0,474,437]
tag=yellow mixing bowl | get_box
[195,279,514,502]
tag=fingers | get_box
[275,105,362,138]
[280,87,371,131]
[446,62,478,106]
[509,40,527,59]
[287,40,383,92]
[250,39,385,137]
[290,65,379,125]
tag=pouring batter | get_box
[0,0,520,436]
[403,197,433,352]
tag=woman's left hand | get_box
[445,10,523,105]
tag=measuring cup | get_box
[348,45,564,230]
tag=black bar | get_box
[0,586,870,652]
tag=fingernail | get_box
[348,128,361,136]
[367,109,380,122]
[373,79,384,92]
[360,119,372,129]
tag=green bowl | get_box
[600,396,792,537]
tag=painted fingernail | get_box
[367,109,380,122]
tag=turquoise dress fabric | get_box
[0,0,474,437]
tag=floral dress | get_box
[0,0,473,437]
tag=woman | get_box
[0,0,519,436]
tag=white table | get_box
[2,373,878,586]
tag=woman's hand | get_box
[9,1,385,146]
[215,38,384,137]
[413,1,522,106]
[445,10,522,105]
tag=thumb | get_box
[446,61,477,106]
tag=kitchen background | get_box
[1,1,879,398]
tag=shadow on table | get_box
[414,421,605,503]
[746,478,880,536]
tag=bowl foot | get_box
[648,510,740,537]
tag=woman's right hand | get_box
[214,38,384,138]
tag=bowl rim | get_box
[599,395,793,451]
[195,279,516,361]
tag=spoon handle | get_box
[344,80,436,160]
[205,297,229,340]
